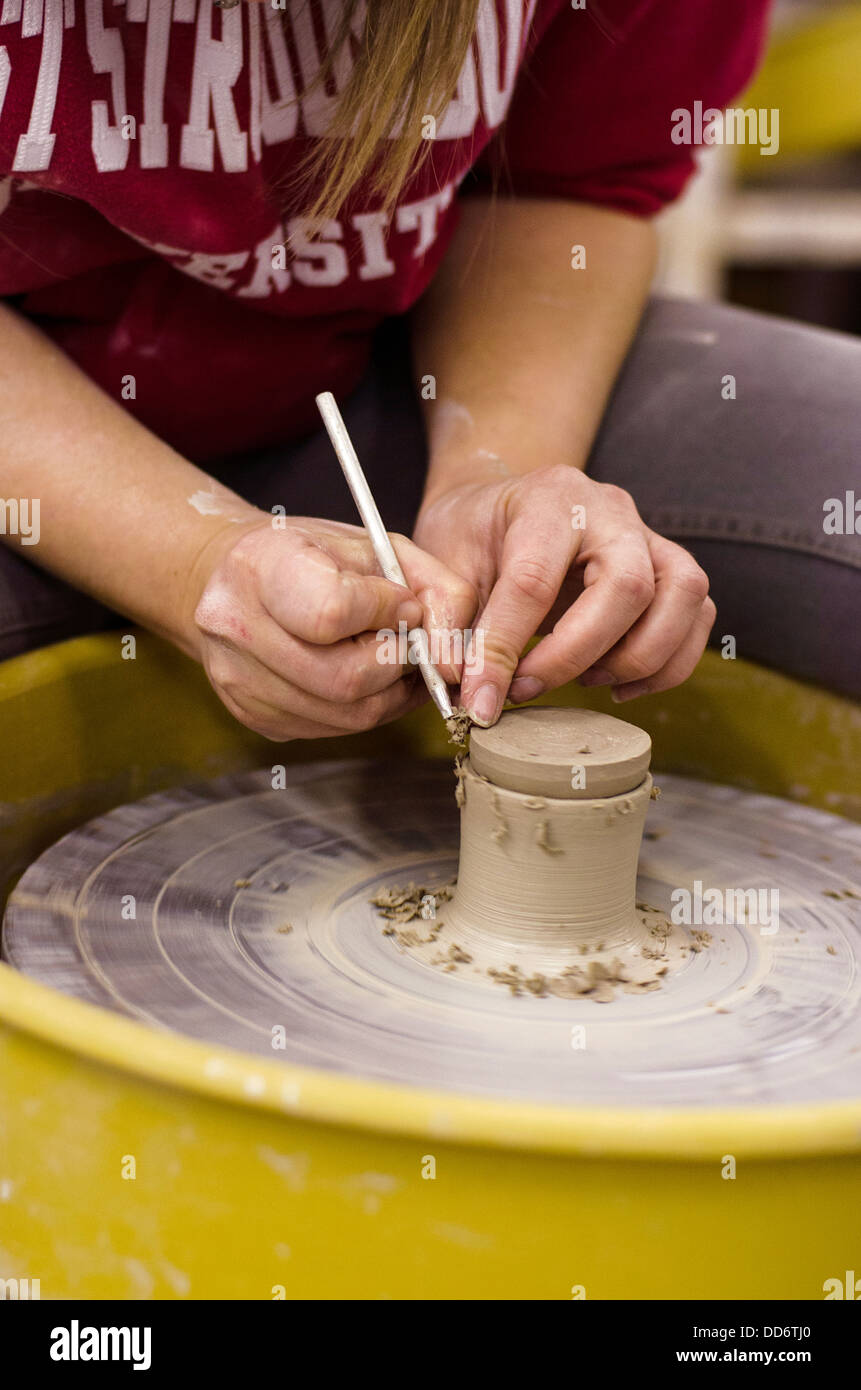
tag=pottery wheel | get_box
[4,760,861,1108]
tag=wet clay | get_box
[469,706,652,799]
[439,759,689,995]
[373,707,693,1001]
[445,706,474,747]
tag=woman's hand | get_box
[188,516,476,740]
[413,464,715,726]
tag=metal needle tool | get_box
[315,391,454,723]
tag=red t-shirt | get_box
[0,0,770,461]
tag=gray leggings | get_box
[1,297,859,697]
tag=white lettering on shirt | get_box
[260,7,298,146]
[22,0,43,39]
[118,172,457,298]
[291,0,355,138]
[395,185,454,259]
[246,0,261,163]
[0,46,10,128]
[180,247,251,288]
[236,226,292,298]
[86,0,130,171]
[180,0,246,172]
[136,0,172,168]
[353,209,395,280]
[287,215,348,286]
[1,1,521,175]
[436,41,479,140]
[0,1,24,27]
[12,0,63,170]
[143,237,251,290]
[476,0,522,128]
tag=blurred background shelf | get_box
[655,0,861,333]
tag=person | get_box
[0,0,856,746]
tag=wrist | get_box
[175,512,269,660]
[421,443,587,515]
[419,471,486,515]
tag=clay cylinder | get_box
[447,708,653,962]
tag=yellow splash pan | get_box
[1,634,860,1299]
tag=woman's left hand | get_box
[412,463,716,726]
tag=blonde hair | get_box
[282,0,483,226]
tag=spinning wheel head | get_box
[3,760,861,1111]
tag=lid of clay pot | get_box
[469,706,651,799]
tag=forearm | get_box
[0,302,264,658]
[411,196,656,502]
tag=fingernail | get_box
[611,684,647,703]
[469,683,501,727]
[579,668,614,688]
[508,676,544,704]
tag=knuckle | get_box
[453,576,479,615]
[540,462,576,491]
[602,482,637,512]
[194,588,230,638]
[702,595,718,627]
[249,718,288,742]
[615,651,656,683]
[219,691,280,741]
[612,525,648,550]
[218,679,250,713]
[310,588,350,644]
[206,650,237,690]
[475,630,522,675]
[334,706,366,733]
[220,532,264,594]
[612,567,655,608]
[193,598,211,634]
[330,659,367,704]
[359,693,391,730]
[509,556,558,608]
[672,559,710,602]
[341,688,395,732]
[227,530,258,570]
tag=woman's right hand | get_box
[187,515,477,741]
